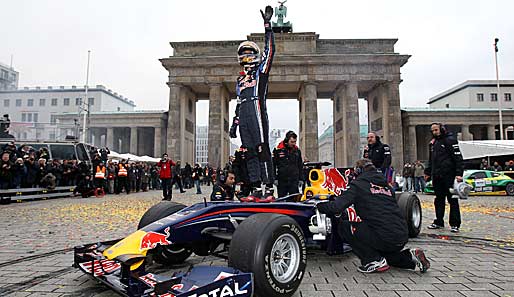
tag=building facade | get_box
[0,62,18,91]
[428,80,514,109]
[0,85,135,141]
[196,125,208,166]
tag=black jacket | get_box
[273,141,303,182]
[210,183,234,201]
[317,170,408,245]
[424,132,463,178]
[364,141,391,170]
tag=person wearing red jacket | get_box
[157,153,175,200]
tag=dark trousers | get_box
[432,176,461,227]
[277,180,300,197]
[339,221,414,269]
[239,100,274,185]
[171,176,184,192]
[116,176,129,194]
[161,178,172,200]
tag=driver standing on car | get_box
[317,159,430,274]
[229,5,275,200]
[210,171,236,201]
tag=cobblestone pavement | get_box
[0,188,512,297]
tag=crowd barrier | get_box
[0,186,75,203]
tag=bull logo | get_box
[321,168,350,195]
[140,227,171,251]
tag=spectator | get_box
[506,160,514,171]
[414,160,425,193]
[424,123,464,233]
[23,156,38,188]
[106,161,116,194]
[192,163,203,194]
[99,147,110,163]
[128,163,138,192]
[493,161,503,172]
[49,159,63,187]
[0,152,13,189]
[150,165,160,190]
[402,163,414,192]
[141,164,150,192]
[12,158,26,189]
[172,161,186,193]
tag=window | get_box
[3,99,9,107]
[49,133,56,140]
[491,93,498,102]
[64,98,70,106]
[51,98,58,106]
[50,115,57,124]
[88,97,94,106]
[469,172,487,179]
[33,113,38,123]
[476,93,484,102]
[75,97,82,106]
[27,113,32,122]
[445,104,450,108]
[27,99,34,106]
[39,98,46,106]
[505,93,512,102]
[117,107,121,111]
[21,113,26,122]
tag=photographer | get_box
[157,153,175,200]
[0,152,13,189]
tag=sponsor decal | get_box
[139,273,157,287]
[369,182,392,196]
[140,227,171,251]
[214,272,236,281]
[187,282,249,297]
[79,259,121,276]
[321,168,350,195]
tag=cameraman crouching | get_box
[317,159,430,274]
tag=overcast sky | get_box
[2,0,513,134]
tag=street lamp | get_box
[494,38,503,140]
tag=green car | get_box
[424,170,514,196]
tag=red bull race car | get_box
[74,163,421,297]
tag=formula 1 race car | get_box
[424,169,514,196]
[74,164,422,297]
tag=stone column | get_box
[208,84,223,168]
[384,81,404,170]
[154,126,162,157]
[461,124,472,141]
[342,82,360,167]
[300,82,319,161]
[333,90,344,167]
[408,125,417,162]
[93,130,101,147]
[487,124,496,140]
[106,128,114,150]
[167,83,182,161]
[130,127,138,155]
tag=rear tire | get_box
[506,183,514,196]
[138,201,192,265]
[396,192,422,238]
[229,213,306,297]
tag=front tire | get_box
[229,213,306,297]
[396,192,422,238]
[138,201,192,265]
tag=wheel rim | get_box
[270,233,300,283]
[507,184,514,195]
[412,200,421,228]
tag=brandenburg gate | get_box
[160,32,410,170]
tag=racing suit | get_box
[364,140,391,174]
[210,182,235,201]
[231,21,275,187]
[424,132,463,228]
[317,170,416,269]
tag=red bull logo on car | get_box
[140,227,171,251]
[321,168,351,195]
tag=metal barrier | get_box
[0,186,75,203]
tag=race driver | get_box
[317,159,430,273]
[229,5,275,200]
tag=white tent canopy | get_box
[107,151,160,163]
[459,140,514,160]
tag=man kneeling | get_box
[317,159,430,273]
[210,171,236,201]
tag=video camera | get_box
[0,114,13,139]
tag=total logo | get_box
[187,282,249,297]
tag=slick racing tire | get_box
[506,183,514,196]
[229,213,306,297]
[138,201,192,265]
[396,192,422,238]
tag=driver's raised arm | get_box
[316,185,357,216]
